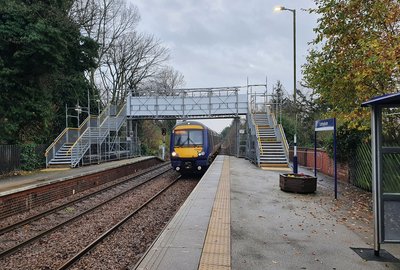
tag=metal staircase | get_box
[49,142,74,166]
[45,104,136,168]
[253,112,289,168]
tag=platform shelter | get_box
[362,92,400,255]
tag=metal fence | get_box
[350,142,372,191]
[0,144,46,174]
[350,142,400,192]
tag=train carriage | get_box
[170,121,220,173]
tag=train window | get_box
[174,130,203,146]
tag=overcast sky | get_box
[131,0,319,132]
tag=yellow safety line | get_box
[40,168,71,172]
[261,166,291,171]
[198,156,231,270]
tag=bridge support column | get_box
[234,117,240,158]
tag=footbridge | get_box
[127,87,248,119]
[45,85,290,169]
[127,86,290,169]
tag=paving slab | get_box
[230,157,400,270]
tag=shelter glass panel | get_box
[382,107,400,147]
[383,200,400,241]
[382,153,400,193]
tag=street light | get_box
[275,5,298,173]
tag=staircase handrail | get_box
[98,104,111,125]
[70,139,90,167]
[116,103,126,117]
[114,103,127,130]
[100,103,126,131]
[68,125,111,167]
[45,117,89,156]
[67,127,90,155]
[45,127,70,156]
[269,111,290,163]
[278,123,290,160]
[45,115,91,167]
[67,125,109,155]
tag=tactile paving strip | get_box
[198,156,231,270]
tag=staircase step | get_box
[49,160,71,164]
[260,151,285,154]
[260,156,286,159]
[260,159,287,162]
[260,143,283,146]
[253,111,289,167]
[260,163,289,167]
[52,157,72,161]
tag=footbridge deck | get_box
[127,87,248,119]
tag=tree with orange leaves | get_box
[303,0,400,131]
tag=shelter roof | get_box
[362,92,400,107]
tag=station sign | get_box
[315,118,335,131]
[314,117,337,199]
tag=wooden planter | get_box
[279,173,317,193]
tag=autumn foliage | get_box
[303,0,400,130]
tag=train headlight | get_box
[171,151,178,157]
[198,151,205,156]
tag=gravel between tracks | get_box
[71,178,198,270]
[0,164,166,230]
[0,165,169,252]
[0,170,190,270]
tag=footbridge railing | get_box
[127,87,248,119]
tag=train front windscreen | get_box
[174,130,203,147]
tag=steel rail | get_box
[0,165,172,259]
[0,162,169,236]
[57,176,181,270]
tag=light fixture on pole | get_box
[275,5,298,173]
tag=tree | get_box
[70,0,170,106]
[270,81,324,147]
[101,32,169,105]
[69,0,139,94]
[0,0,97,144]
[142,66,185,96]
[303,0,400,130]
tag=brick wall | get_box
[0,158,161,219]
[290,147,349,182]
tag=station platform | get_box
[0,156,155,196]
[134,155,400,270]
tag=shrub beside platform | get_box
[279,173,317,193]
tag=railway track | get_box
[0,163,172,259]
[0,172,197,269]
[0,163,170,237]
[57,176,181,270]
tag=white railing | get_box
[45,116,90,167]
[68,104,127,167]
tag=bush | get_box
[20,143,42,171]
[323,125,369,163]
[281,115,295,145]
[140,143,151,156]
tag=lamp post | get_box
[275,5,298,173]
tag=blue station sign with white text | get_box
[315,118,335,131]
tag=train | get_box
[170,121,221,173]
